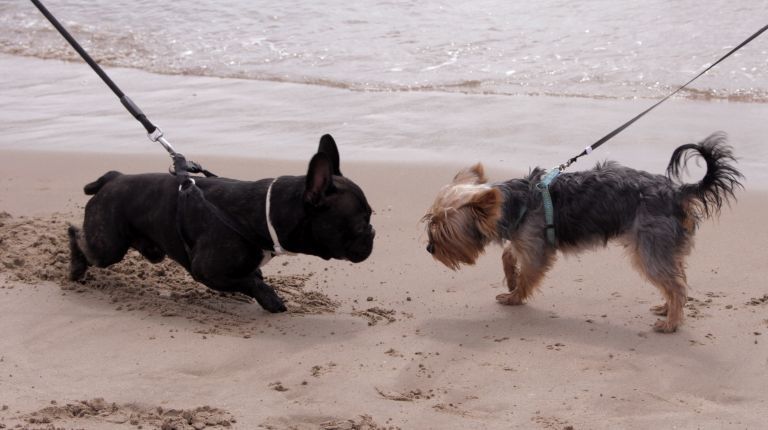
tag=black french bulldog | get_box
[68,135,375,313]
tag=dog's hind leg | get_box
[648,275,687,333]
[67,225,89,281]
[496,240,556,305]
[68,222,130,279]
[78,222,131,270]
[630,217,692,333]
[131,237,166,263]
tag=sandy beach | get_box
[2,54,768,429]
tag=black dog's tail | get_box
[666,132,743,218]
[83,171,122,195]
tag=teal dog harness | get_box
[535,169,560,246]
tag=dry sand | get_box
[1,150,767,430]
[2,55,768,429]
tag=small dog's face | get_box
[423,163,502,269]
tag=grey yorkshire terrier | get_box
[423,132,742,333]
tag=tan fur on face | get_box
[423,164,502,270]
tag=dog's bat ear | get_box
[452,163,487,184]
[318,134,342,176]
[305,152,333,205]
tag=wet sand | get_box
[1,54,768,429]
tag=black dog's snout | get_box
[426,242,435,254]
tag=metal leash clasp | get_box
[558,158,576,172]
[148,126,163,142]
[147,126,177,157]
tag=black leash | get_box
[559,23,768,171]
[30,0,216,178]
[32,0,277,261]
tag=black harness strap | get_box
[561,23,768,171]
[173,154,262,258]
[171,154,218,178]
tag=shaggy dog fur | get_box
[423,132,742,333]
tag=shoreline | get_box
[6,51,768,104]
[3,53,768,188]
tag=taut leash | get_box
[558,23,768,172]
[537,23,767,246]
[30,0,215,177]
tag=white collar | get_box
[266,177,290,256]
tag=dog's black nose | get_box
[426,243,435,254]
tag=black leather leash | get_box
[30,0,216,178]
[559,23,768,172]
[31,0,286,261]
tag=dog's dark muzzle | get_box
[426,242,435,255]
[346,225,375,263]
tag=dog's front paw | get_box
[652,319,678,333]
[255,290,287,313]
[496,293,524,306]
[268,301,288,313]
[259,295,287,313]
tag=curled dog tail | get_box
[83,171,122,195]
[666,132,743,219]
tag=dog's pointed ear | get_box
[318,134,342,176]
[467,187,502,236]
[305,152,333,206]
[452,163,487,184]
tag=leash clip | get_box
[147,126,177,157]
[557,155,580,172]
[147,127,164,142]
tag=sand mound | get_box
[11,397,235,429]
[319,415,395,430]
[350,306,397,326]
[260,414,395,430]
[0,213,337,335]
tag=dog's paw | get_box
[650,303,668,316]
[652,319,678,333]
[267,301,288,313]
[258,295,287,313]
[68,261,87,282]
[68,250,88,281]
[249,282,288,313]
[495,293,524,306]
